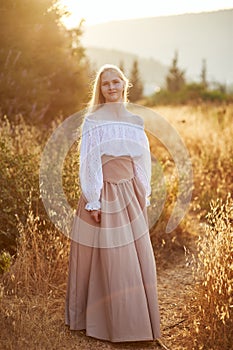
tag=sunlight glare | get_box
[59,0,233,28]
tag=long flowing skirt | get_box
[65,155,161,342]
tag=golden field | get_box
[0,103,232,350]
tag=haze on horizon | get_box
[59,0,233,27]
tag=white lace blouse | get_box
[79,115,152,211]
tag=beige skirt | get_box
[65,155,161,342]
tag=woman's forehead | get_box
[101,69,121,82]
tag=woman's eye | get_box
[102,80,121,87]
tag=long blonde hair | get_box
[77,64,130,164]
[88,64,130,113]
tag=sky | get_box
[59,0,233,27]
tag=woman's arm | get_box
[79,120,103,211]
[133,129,152,207]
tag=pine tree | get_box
[200,59,208,89]
[166,51,185,92]
[128,59,143,102]
[119,60,125,73]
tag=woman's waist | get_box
[101,154,135,183]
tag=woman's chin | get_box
[106,97,122,103]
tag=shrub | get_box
[0,114,80,254]
[145,84,233,106]
[0,116,42,253]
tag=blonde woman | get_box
[65,64,161,343]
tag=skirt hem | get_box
[65,324,161,342]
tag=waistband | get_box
[101,155,135,183]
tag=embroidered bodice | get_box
[79,115,152,211]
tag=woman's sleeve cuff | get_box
[146,197,151,207]
[85,200,101,211]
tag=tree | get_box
[166,51,185,92]
[119,60,125,73]
[128,59,143,102]
[0,0,89,125]
[200,59,208,89]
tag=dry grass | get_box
[146,104,233,251]
[147,104,233,349]
[190,194,233,350]
[2,203,69,297]
[0,103,233,349]
[149,104,233,217]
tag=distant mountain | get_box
[85,47,168,95]
[82,9,233,86]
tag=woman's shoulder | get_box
[128,114,144,127]
[85,108,103,121]
[85,110,144,127]
[122,113,144,128]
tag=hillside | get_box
[82,9,233,86]
[85,47,168,95]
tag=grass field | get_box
[0,103,232,349]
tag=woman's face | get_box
[100,70,125,103]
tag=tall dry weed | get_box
[191,193,233,349]
[2,194,70,297]
[151,104,233,219]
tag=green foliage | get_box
[128,59,143,102]
[146,83,233,106]
[0,0,89,125]
[0,250,11,274]
[166,50,185,93]
[145,51,233,106]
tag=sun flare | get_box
[59,0,233,28]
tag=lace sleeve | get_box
[133,129,152,207]
[79,120,103,211]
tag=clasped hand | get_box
[90,209,101,223]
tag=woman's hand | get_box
[90,209,101,223]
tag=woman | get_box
[65,64,161,342]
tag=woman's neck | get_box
[102,102,128,118]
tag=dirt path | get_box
[60,248,194,350]
[157,249,194,350]
[0,243,194,350]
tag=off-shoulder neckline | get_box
[85,115,144,129]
